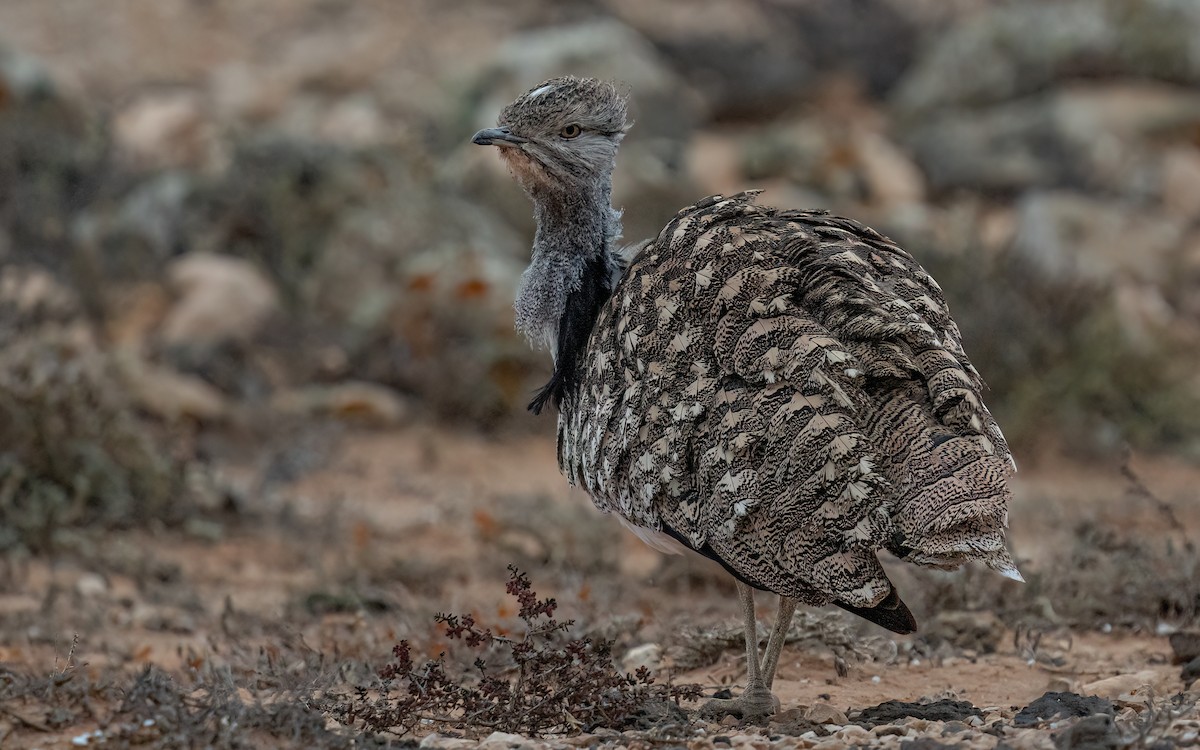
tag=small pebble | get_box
[75,573,107,598]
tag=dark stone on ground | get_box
[629,697,689,731]
[1182,655,1200,688]
[711,688,732,699]
[1053,714,1121,750]
[770,716,830,738]
[1014,692,1114,728]
[1169,631,1200,664]
[901,739,966,750]
[854,699,982,727]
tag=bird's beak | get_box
[472,127,527,147]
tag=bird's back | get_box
[558,192,1017,610]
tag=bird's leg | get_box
[700,581,777,723]
[760,596,798,688]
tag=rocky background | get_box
[1,1,1199,748]
[3,0,1200,457]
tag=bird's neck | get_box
[517,179,623,414]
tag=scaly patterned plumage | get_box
[473,76,1018,719]
[558,191,1018,610]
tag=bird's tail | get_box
[834,586,917,634]
[869,383,1023,582]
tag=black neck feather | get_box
[528,252,612,415]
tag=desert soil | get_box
[1,425,1197,748]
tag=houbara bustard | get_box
[473,77,1021,721]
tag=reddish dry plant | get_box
[330,566,701,737]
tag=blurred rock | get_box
[621,643,662,674]
[74,573,108,598]
[1168,631,1200,663]
[925,610,1005,654]
[904,84,1200,194]
[271,381,410,427]
[1,45,54,98]
[478,732,530,750]
[1080,671,1163,700]
[113,90,223,171]
[107,171,195,265]
[0,45,105,271]
[1162,146,1200,221]
[1053,714,1120,750]
[1183,656,1200,688]
[1014,692,1113,728]
[603,0,805,120]
[894,0,1200,116]
[160,252,280,350]
[0,265,79,321]
[853,129,925,207]
[1012,192,1187,287]
[316,95,388,147]
[118,356,230,423]
[608,0,918,117]
[806,703,849,725]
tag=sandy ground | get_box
[1,425,1197,747]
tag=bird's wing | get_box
[560,193,1016,608]
[771,207,1018,577]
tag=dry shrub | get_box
[0,333,194,553]
[329,567,702,738]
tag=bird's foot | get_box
[699,683,779,725]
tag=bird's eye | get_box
[559,124,582,139]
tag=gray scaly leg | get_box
[700,582,778,723]
[761,596,798,688]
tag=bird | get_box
[472,76,1021,722]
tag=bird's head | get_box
[472,76,629,197]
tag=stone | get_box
[893,0,1200,116]
[609,0,917,117]
[1014,692,1113,728]
[1182,656,1200,688]
[1052,714,1120,750]
[109,172,195,261]
[160,252,280,350]
[0,266,78,320]
[271,381,409,427]
[1162,147,1200,220]
[419,734,477,750]
[1012,191,1187,286]
[118,356,229,422]
[1080,671,1163,700]
[315,95,387,148]
[805,703,849,726]
[479,731,533,749]
[75,573,107,598]
[1169,631,1200,663]
[113,90,221,171]
[854,130,925,207]
[925,610,1006,654]
[855,699,981,727]
[620,643,662,674]
[902,84,1200,194]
